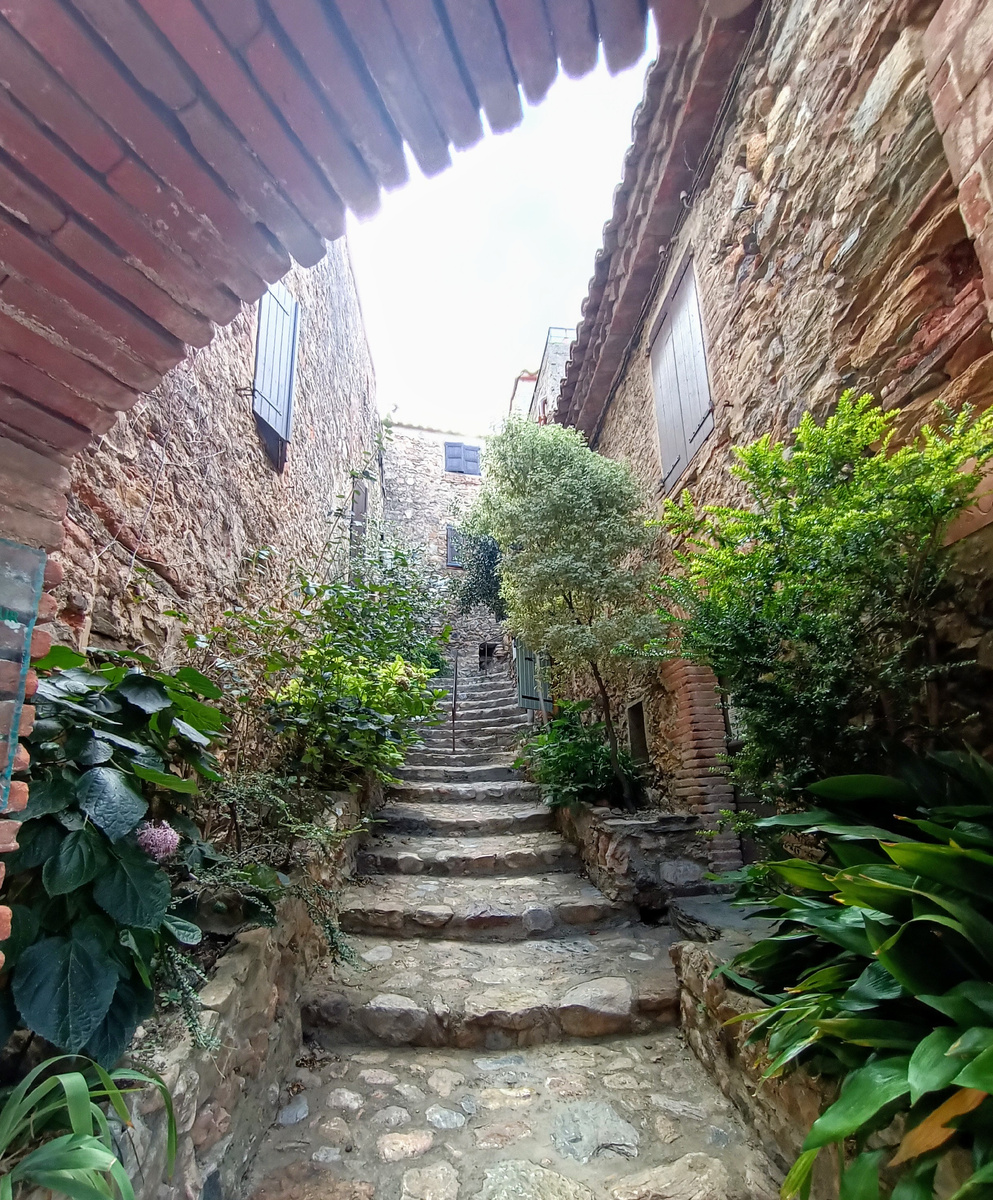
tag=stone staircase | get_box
[303,668,680,1049]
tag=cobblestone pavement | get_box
[248,671,781,1199]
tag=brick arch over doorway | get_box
[0,0,766,957]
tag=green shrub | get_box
[515,702,641,809]
[724,752,993,1199]
[655,392,993,803]
[8,648,226,1064]
[0,1055,175,1200]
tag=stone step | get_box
[378,801,554,837]
[451,701,522,718]
[339,874,634,941]
[404,749,509,767]
[419,730,522,750]
[358,832,580,877]
[436,717,528,734]
[302,927,679,1047]
[386,780,538,806]
[396,763,521,784]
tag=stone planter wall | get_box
[670,939,839,1200]
[555,802,713,912]
[119,780,383,1200]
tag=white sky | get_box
[346,47,653,439]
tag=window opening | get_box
[252,281,300,472]
[627,701,650,763]
[446,525,464,568]
[649,262,714,494]
[444,441,481,475]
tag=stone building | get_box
[53,241,382,661]
[382,423,503,672]
[556,0,993,853]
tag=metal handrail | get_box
[451,647,459,754]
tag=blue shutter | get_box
[514,639,552,711]
[253,282,300,470]
[463,445,481,475]
[444,442,464,472]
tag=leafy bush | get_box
[265,546,448,786]
[7,648,226,1064]
[655,393,993,803]
[515,702,641,809]
[724,753,993,1199]
[0,1055,175,1200]
[450,533,506,621]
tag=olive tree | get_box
[470,418,659,806]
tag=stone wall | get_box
[554,801,713,913]
[569,0,993,818]
[382,425,504,663]
[124,782,381,1200]
[670,939,839,1200]
[925,0,993,325]
[52,239,382,664]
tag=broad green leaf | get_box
[883,842,993,903]
[76,767,147,842]
[807,775,912,802]
[31,646,87,671]
[19,773,77,820]
[909,1027,963,1102]
[890,1157,938,1200]
[814,1018,923,1049]
[4,818,63,873]
[171,717,210,747]
[131,763,198,794]
[803,1058,910,1150]
[12,920,119,1052]
[42,828,105,896]
[781,1148,819,1200]
[92,846,170,930]
[172,666,223,699]
[769,860,839,892]
[921,982,993,1025]
[63,729,113,767]
[841,962,904,1011]
[83,976,154,1067]
[839,1150,883,1200]
[114,672,172,714]
[162,914,202,945]
[166,688,226,732]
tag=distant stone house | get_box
[53,239,382,661]
[557,0,993,849]
[382,423,503,673]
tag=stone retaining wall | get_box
[670,939,839,1200]
[122,782,382,1200]
[555,801,713,912]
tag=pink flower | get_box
[136,820,180,861]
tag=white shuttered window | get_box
[649,264,714,493]
[252,282,300,472]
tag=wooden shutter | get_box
[463,444,481,475]
[444,442,464,472]
[650,263,713,493]
[252,282,299,470]
[514,638,552,711]
[650,322,686,493]
[670,266,714,461]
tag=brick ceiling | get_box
[0,0,660,479]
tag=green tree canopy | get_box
[469,418,660,804]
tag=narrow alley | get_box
[246,667,781,1200]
